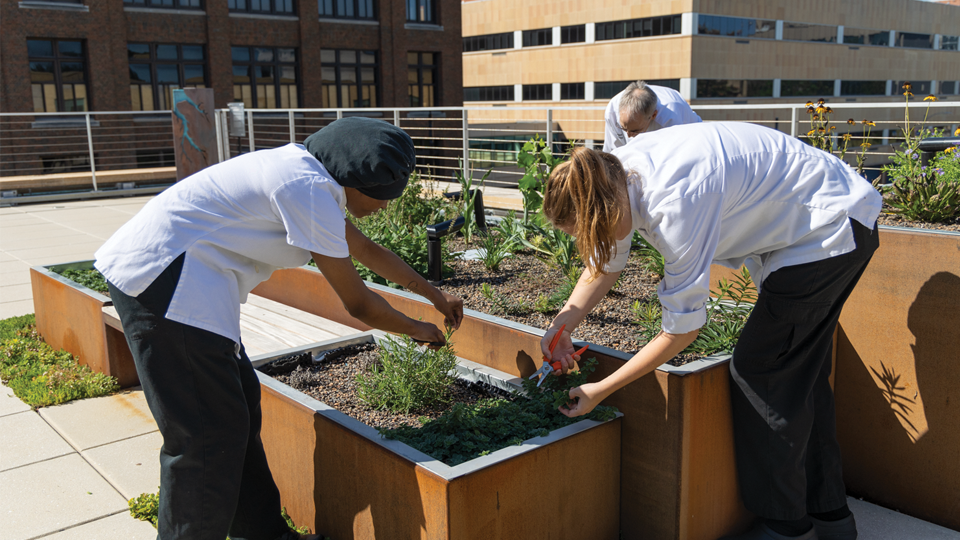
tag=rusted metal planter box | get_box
[253,266,754,540]
[834,226,960,530]
[29,261,139,388]
[252,332,622,540]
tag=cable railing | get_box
[2,102,958,203]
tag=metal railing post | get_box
[288,110,295,143]
[394,109,400,127]
[215,110,224,163]
[546,108,553,150]
[85,113,98,191]
[336,110,343,120]
[247,110,255,152]
[790,106,799,138]
[462,109,470,177]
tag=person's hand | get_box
[558,382,604,418]
[433,291,464,330]
[410,321,446,350]
[541,326,578,373]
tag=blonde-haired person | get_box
[541,122,880,540]
[601,81,702,152]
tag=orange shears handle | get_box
[549,344,589,372]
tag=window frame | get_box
[232,46,301,109]
[696,15,776,40]
[320,49,380,108]
[895,32,934,49]
[841,27,890,47]
[123,0,203,9]
[522,28,552,47]
[560,24,586,44]
[463,86,514,102]
[318,0,375,20]
[596,14,682,41]
[463,32,514,52]
[779,80,836,98]
[28,38,90,113]
[839,80,887,97]
[406,0,435,24]
[128,43,208,111]
[228,0,294,15]
[560,83,585,100]
[780,21,838,43]
[521,83,552,101]
[696,79,774,99]
[407,51,438,107]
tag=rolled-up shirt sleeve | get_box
[271,177,349,258]
[654,192,723,334]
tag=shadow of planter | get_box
[29,261,139,388]
[252,266,754,540]
[834,226,960,530]
[253,332,622,540]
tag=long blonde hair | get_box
[543,147,627,278]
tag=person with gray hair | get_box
[602,81,702,152]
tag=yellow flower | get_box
[807,129,816,136]
[826,107,833,114]
[806,101,814,107]
[806,107,815,114]
[902,82,912,91]
[903,91,914,98]
[862,120,876,126]
[829,126,836,131]
[924,95,937,102]
[816,106,827,114]
[817,98,826,105]
[955,127,960,136]
[818,128,825,134]
[946,146,956,154]
[842,134,852,141]
[847,119,855,125]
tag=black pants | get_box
[730,218,879,520]
[108,254,289,540]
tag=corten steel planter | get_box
[29,261,139,388]
[252,332,622,540]
[253,266,754,540]
[834,226,960,530]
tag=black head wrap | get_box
[303,117,416,200]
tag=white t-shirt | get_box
[602,85,702,152]
[605,122,882,335]
[95,143,350,343]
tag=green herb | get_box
[381,358,618,466]
[59,268,109,293]
[355,333,459,413]
[516,135,565,226]
[128,491,159,527]
[480,283,529,316]
[454,159,491,244]
[0,322,119,408]
[474,230,511,272]
[534,268,578,314]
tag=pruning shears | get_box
[528,324,589,388]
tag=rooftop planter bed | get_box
[29,260,138,388]
[252,331,622,539]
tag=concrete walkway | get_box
[1,194,958,539]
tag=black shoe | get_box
[718,521,819,540]
[810,513,857,540]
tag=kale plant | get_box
[380,358,618,466]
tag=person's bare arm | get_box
[344,220,463,329]
[311,251,446,345]
[541,268,622,367]
[559,328,699,417]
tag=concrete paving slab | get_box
[0,453,128,540]
[849,497,960,539]
[0,251,17,262]
[1,233,97,251]
[82,431,162,500]
[0,260,31,275]
[38,511,157,540]
[0,410,75,471]
[0,267,30,285]
[0,283,32,303]
[39,389,157,451]
[0,382,31,418]
[0,214,44,226]
[8,241,105,264]
[0,299,35,319]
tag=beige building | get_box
[461,0,960,147]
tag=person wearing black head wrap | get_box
[96,115,462,540]
[304,116,416,201]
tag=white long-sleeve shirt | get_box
[95,144,349,343]
[606,122,882,334]
[602,85,702,152]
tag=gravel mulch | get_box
[262,343,512,431]
[876,212,960,232]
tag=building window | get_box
[128,43,207,111]
[780,80,834,98]
[28,39,88,112]
[893,80,932,95]
[781,22,837,43]
[697,15,775,39]
[463,32,514,52]
[560,83,584,100]
[942,36,959,51]
[561,24,585,44]
[318,0,374,19]
[406,0,434,23]
[697,79,774,99]
[232,47,299,109]
[644,78,681,92]
[594,80,630,100]
[522,84,552,101]
[123,0,202,8]
[463,86,513,101]
[939,81,959,95]
[896,32,933,49]
[840,80,886,96]
[842,27,890,46]
[408,52,437,107]
[320,50,378,108]
[522,28,552,47]
[229,0,294,14]
[596,15,682,41]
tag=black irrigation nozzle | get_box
[443,189,487,230]
[426,215,465,285]
[918,137,960,166]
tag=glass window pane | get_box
[361,67,375,83]
[33,84,45,112]
[321,49,336,63]
[360,51,376,64]
[256,65,275,83]
[422,52,434,65]
[131,86,142,110]
[30,62,55,82]
[337,0,345,16]
[28,39,54,57]
[254,48,274,62]
[182,45,204,61]
[156,64,179,84]
[263,84,276,108]
[129,64,152,83]
[408,52,419,64]
[58,41,83,57]
[156,44,178,60]
[232,47,250,62]
[233,65,251,82]
[280,65,296,84]
[422,68,433,84]
[44,84,57,112]
[408,68,418,84]
[128,43,151,60]
[278,48,296,63]
[142,85,155,111]
[340,68,356,83]
[60,63,85,83]
[184,64,204,85]
[321,67,337,83]
[289,86,299,107]
[319,0,333,16]
[340,50,356,64]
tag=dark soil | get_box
[876,212,960,232]
[262,344,514,431]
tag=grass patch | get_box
[0,315,118,408]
